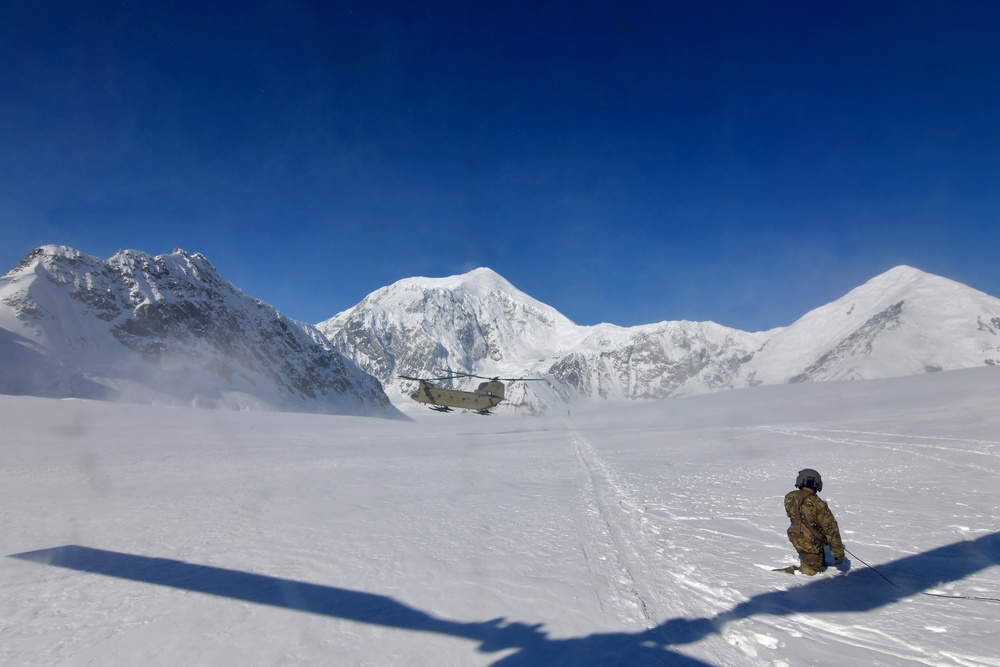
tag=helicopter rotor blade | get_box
[434,369,545,383]
[494,377,546,382]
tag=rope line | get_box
[843,547,899,588]
[843,547,1000,603]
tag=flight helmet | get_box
[795,468,823,492]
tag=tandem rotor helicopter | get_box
[396,371,543,415]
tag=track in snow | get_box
[759,426,1000,473]
[570,432,659,629]
[568,432,795,664]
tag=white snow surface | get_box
[2,367,999,666]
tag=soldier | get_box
[780,468,844,575]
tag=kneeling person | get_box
[782,468,844,575]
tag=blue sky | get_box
[2,1,999,331]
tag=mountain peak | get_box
[390,266,516,294]
[447,266,513,290]
[0,245,399,417]
[737,264,1000,386]
[865,265,940,287]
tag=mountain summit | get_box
[0,246,399,417]
[319,267,576,381]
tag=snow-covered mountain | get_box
[6,246,998,418]
[320,265,1000,414]
[0,246,400,417]
[318,268,773,412]
[737,265,1000,386]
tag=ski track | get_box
[565,423,998,666]
[759,426,1000,473]
[569,432,772,665]
[570,424,1000,666]
[570,432,657,629]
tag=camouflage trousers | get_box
[795,549,826,575]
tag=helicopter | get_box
[396,371,542,415]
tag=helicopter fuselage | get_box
[410,380,505,414]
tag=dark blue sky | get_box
[3,1,999,330]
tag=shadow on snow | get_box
[10,533,1000,666]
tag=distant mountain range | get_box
[319,266,1000,413]
[3,245,1000,416]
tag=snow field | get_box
[2,367,999,665]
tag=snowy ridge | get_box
[738,265,1000,386]
[321,263,1000,414]
[0,246,399,417]
[320,267,577,372]
[319,269,772,412]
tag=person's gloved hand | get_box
[833,553,844,565]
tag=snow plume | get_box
[0,246,400,417]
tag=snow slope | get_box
[738,265,1000,386]
[2,368,998,665]
[0,246,398,417]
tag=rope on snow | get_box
[843,547,1000,604]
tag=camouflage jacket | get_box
[784,488,844,558]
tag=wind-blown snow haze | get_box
[0,245,399,417]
